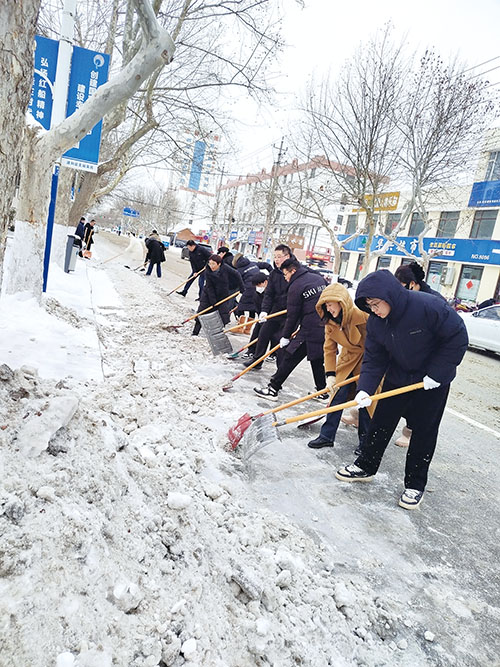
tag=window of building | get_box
[346,215,357,235]
[456,265,483,301]
[298,227,305,236]
[376,257,391,270]
[336,215,343,227]
[426,261,445,293]
[437,211,459,237]
[485,151,500,181]
[354,254,365,281]
[339,252,349,277]
[470,210,497,239]
[400,257,413,266]
[310,167,316,178]
[409,212,426,236]
[275,210,281,221]
[384,213,401,236]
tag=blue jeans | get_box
[146,261,161,277]
[319,381,370,450]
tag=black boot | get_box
[307,435,334,449]
[243,357,262,369]
[176,291,187,297]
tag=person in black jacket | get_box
[232,253,272,319]
[254,258,327,401]
[177,240,212,298]
[192,254,244,335]
[238,272,269,358]
[144,231,166,278]
[335,270,468,510]
[82,219,96,257]
[394,261,444,299]
[243,244,292,369]
[74,216,86,252]
[217,246,234,267]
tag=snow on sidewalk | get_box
[0,259,461,665]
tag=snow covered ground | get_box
[0,233,499,667]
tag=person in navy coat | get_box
[335,270,468,510]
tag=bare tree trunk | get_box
[4,0,175,298]
[0,0,41,293]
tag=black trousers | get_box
[269,342,325,392]
[253,318,283,360]
[355,380,450,491]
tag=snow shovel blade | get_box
[199,311,233,356]
[234,413,282,459]
[228,412,266,449]
[164,324,182,332]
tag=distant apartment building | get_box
[170,128,220,231]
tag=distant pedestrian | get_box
[74,216,86,252]
[144,230,166,278]
[335,270,468,510]
[82,219,96,258]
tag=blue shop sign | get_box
[229,230,238,242]
[338,234,500,266]
[62,46,110,172]
[468,180,500,208]
[248,231,256,244]
[29,36,59,130]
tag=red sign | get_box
[255,231,264,244]
[466,280,473,290]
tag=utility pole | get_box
[261,137,286,260]
[42,0,76,292]
[211,164,225,242]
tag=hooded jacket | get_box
[233,254,272,312]
[281,265,326,359]
[354,270,468,395]
[316,284,369,382]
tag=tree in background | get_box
[304,27,404,277]
[0,0,41,281]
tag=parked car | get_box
[174,239,186,248]
[181,242,212,260]
[460,305,500,354]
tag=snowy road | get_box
[1,231,498,666]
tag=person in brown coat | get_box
[307,283,372,453]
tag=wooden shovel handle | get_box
[224,310,287,334]
[236,337,258,354]
[167,267,206,296]
[230,329,299,381]
[183,290,240,324]
[274,382,425,426]
[260,375,360,419]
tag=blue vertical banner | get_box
[61,46,110,172]
[188,140,206,190]
[28,36,59,130]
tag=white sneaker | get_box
[335,463,374,482]
[399,488,423,510]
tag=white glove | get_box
[354,390,372,409]
[258,311,268,323]
[326,375,337,391]
[279,337,290,348]
[423,375,441,390]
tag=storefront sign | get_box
[468,180,500,207]
[338,234,500,265]
[352,192,400,213]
